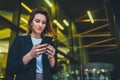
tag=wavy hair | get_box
[27,7,56,37]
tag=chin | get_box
[36,31,42,34]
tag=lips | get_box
[37,27,42,31]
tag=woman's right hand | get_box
[28,43,48,59]
[23,43,48,65]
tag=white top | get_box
[31,37,43,73]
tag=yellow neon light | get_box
[45,0,53,8]
[21,2,32,13]
[87,11,94,23]
[21,17,28,24]
[53,20,64,30]
[63,19,69,26]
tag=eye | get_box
[42,21,46,24]
[35,19,40,23]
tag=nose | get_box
[39,22,42,27]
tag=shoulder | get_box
[13,35,30,42]
[15,35,30,39]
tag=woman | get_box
[5,7,57,80]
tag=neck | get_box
[30,33,41,39]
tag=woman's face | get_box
[31,13,47,35]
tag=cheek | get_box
[32,25,36,29]
[32,23,38,28]
[31,25,37,31]
[43,25,46,29]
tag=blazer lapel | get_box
[25,35,33,53]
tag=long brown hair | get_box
[27,7,56,37]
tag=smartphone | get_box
[41,36,53,45]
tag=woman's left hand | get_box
[46,44,55,58]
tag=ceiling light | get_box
[53,20,64,30]
[45,0,53,8]
[21,17,28,24]
[21,2,32,13]
[87,11,94,23]
[63,19,69,26]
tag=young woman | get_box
[5,7,57,80]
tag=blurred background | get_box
[0,0,120,80]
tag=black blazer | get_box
[5,36,57,80]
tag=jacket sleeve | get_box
[50,47,58,74]
[42,36,58,74]
[5,36,31,78]
[47,37,58,74]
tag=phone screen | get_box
[42,36,53,44]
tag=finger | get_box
[46,52,53,58]
[47,45,55,53]
[36,44,48,49]
[36,47,47,52]
[35,51,45,57]
[46,49,55,56]
[36,49,46,55]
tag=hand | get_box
[28,43,48,58]
[46,44,56,59]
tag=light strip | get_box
[76,33,111,37]
[21,17,28,24]
[21,2,32,13]
[45,0,53,8]
[87,11,94,23]
[81,24,108,34]
[78,19,108,22]
[63,19,69,26]
[53,20,64,30]
[0,50,3,53]
[83,38,116,47]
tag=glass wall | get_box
[0,1,15,79]
[0,0,84,80]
